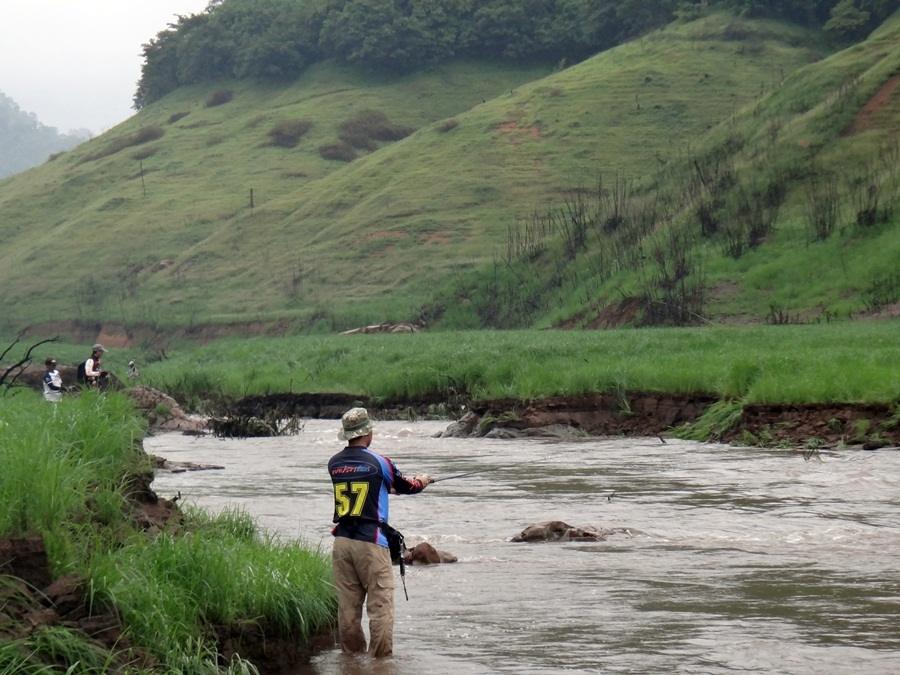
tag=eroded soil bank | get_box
[227,392,899,448]
[0,471,177,672]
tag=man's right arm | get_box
[387,458,433,494]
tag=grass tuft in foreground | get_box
[0,391,146,571]
[90,507,336,657]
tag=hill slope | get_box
[0,14,827,331]
[0,60,549,330]
[430,9,900,330]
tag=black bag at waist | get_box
[337,516,405,563]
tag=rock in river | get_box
[403,542,458,565]
[512,521,638,542]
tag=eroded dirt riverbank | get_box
[227,392,899,448]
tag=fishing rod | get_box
[433,467,495,483]
[433,450,566,483]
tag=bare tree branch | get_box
[0,329,25,363]
[0,336,60,391]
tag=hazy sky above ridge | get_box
[0,0,210,134]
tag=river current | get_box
[148,420,900,674]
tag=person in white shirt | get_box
[83,344,108,388]
[42,358,63,403]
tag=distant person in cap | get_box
[42,358,63,403]
[79,344,108,389]
[327,407,433,658]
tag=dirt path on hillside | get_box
[846,73,900,135]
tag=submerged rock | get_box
[439,411,480,438]
[525,424,589,440]
[150,455,224,473]
[402,542,458,565]
[511,521,638,543]
[484,427,525,440]
[439,413,589,441]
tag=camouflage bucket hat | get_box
[339,407,375,441]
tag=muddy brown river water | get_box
[147,420,900,674]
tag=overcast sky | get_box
[0,1,211,134]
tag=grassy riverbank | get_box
[139,322,900,409]
[0,392,335,672]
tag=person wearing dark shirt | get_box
[328,407,433,658]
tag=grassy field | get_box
[0,393,335,671]
[0,13,825,330]
[129,322,900,408]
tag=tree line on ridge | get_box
[135,0,897,108]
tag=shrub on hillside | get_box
[319,142,356,162]
[132,127,164,144]
[438,119,459,133]
[205,89,234,107]
[168,111,190,124]
[338,110,413,150]
[267,119,313,148]
[78,126,165,164]
[132,146,158,161]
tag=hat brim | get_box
[338,422,374,441]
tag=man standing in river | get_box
[328,407,433,658]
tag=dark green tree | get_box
[825,0,872,39]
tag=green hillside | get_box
[0,13,825,332]
[0,60,549,330]
[425,11,900,329]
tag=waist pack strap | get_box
[338,517,405,561]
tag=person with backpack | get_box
[42,358,63,403]
[78,344,108,389]
[327,407,433,658]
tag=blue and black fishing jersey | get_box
[328,445,426,548]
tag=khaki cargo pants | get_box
[332,536,396,657]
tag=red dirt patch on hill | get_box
[422,232,451,246]
[845,73,900,135]
[496,121,542,143]
[366,230,408,241]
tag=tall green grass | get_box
[0,395,336,671]
[142,322,900,407]
[90,507,336,665]
[0,391,146,571]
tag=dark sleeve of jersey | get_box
[43,373,61,391]
[385,458,427,495]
